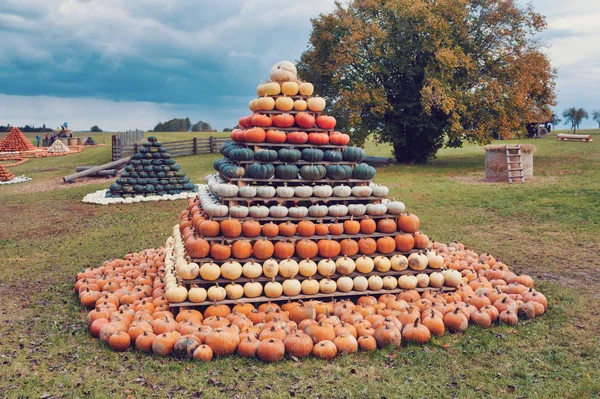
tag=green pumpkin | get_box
[144,184,155,193]
[353,163,376,180]
[143,142,152,148]
[144,153,153,159]
[342,147,366,162]
[109,183,122,192]
[129,159,141,166]
[302,148,324,162]
[148,136,158,143]
[152,141,163,147]
[139,147,149,154]
[171,164,181,171]
[255,149,278,162]
[221,164,245,178]
[137,178,148,185]
[247,163,275,179]
[183,182,195,191]
[299,164,326,181]
[160,149,169,155]
[141,159,152,166]
[152,165,162,172]
[230,147,254,161]
[149,147,159,153]
[164,159,176,165]
[133,184,144,192]
[151,159,162,165]
[323,150,343,162]
[275,164,299,179]
[220,141,236,156]
[326,164,351,180]
[152,152,162,159]
[278,148,302,163]
[213,158,227,171]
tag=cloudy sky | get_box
[0,0,598,131]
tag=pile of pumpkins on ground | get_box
[0,127,37,152]
[47,139,71,153]
[0,164,31,185]
[75,240,548,362]
[107,136,195,198]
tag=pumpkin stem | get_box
[414,318,419,327]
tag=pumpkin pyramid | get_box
[0,127,37,152]
[107,136,195,198]
[165,61,457,308]
[0,164,15,181]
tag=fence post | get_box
[111,135,118,161]
[193,137,198,155]
[133,143,138,155]
[209,136,215,153]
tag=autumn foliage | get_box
[298,0,557,163]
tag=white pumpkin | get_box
[328,204,348,217]
[386,201,406,215]
[390,255,409,271]
[337,276,354,292]
[398,275,418,290]
[301,278,320,295]
[257,186,276,198]
[188,286,207,303]
[288,206,309,218]
[371,184,389,197]
[255,97,275,111]
[249,205,270,218]
[215,183,238,198]
[276,186,295,198]
[165,285,188,303]
[221,261,243,280]
[368,275,384,291]
[351,185,373,197]
[242,261,263,278]
[317,258,336,277]
[426,250,444,269]
[294,185,313,198]
[178,262,199,280]
[279,258,299,278]
[282,278,302,296]
[205,204,228,217]
[373,256,391,272]
[416,273,430,288]
[265,280,283,298]
[282,81,299,96]
[263,259,279,278]
[244,281,263,298]
[200,262,220,280]
[307,97,326,112]
[225,282,244,299]
[269,205,288,218]
[262,82,282,95]
[355,256,375,273]
[353,276,369,291]
[299,259,317,277]
[270,61,297,82]
[256,84,265,97]
[443,270,463,287]
[429,272,445,288]
[335,256,356,275]
[298,82,314,96]
[333,185,352,197]
[408,252,428,271]
[319,278,337,294]
[230,206,249,218]
[294,99,308,111]
[382,276,398,290]
[239,186,258,198]
[308,205,328,217]
[313,185,333,198]
[275,96,294,112]
[207,285,227,301]
[347,204,367,216]
[366,203,387,216]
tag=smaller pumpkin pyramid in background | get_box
[108,136,195,198]
[0,127,37,152]
[0,164,15,181]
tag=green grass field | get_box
[1,129,599,398]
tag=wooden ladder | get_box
[505,145,524,184]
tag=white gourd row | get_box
[0,175,31,185]
[82,187,199,205]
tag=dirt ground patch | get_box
[10,177,114,194]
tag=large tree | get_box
[90,125,103,132]
[298,0,556,163]
[191,120,213,132]
[562,108,588,133]
[592,110,600,129]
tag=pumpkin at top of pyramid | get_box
[269,61,298,82]
[0,127,37,152]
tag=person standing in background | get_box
[36,135,41,147]
[44,133,49,146]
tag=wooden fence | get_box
[112,135,228,161]
[114,131,145,146]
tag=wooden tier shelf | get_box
[259,110,321,115]
[198,230,399,242]
[208,213,398,222]
[190,250,419,264]
[236,142,347,149]
[180,267,440,286]
[221,176,371,184]
[264,95,310,100]
[236,160,357,165]
[169,286,456,309]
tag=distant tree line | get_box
[1,124,53,133]
[153,118,214,132]
[90,125,103,132]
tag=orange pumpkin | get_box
[242,220,261,237]
[398,212,420,233]
[262,222,279,237]
[185,236,210,258]
[221,219,242,238]
[328,222,344,235]
[274,241,295,259]
[199,220,220,237]
[376,237,396,254]
[377,218,397,233]
[314,222,329,236]
[394,233,414,252]
[297,221,316,237]
[340,239,359,256]
[253,239,275,260]
[211,242,232,261]
[343,218,360,235]
[231,240,253,259]
[413,232,430,249]
[244,127,266,143]
[317,240,341,258]
[360,218,377,234]
[279,222,297,237]
[358,238,377,255]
